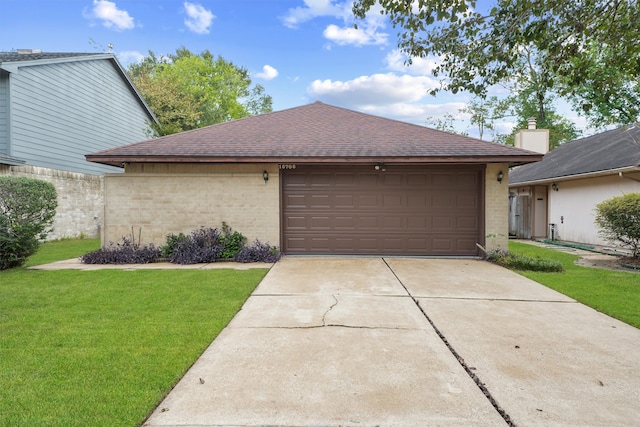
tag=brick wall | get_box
[103,163,280,247]
[1,165,103,239]
[484,163,510,253]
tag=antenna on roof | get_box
[107,43,113,52]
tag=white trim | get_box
[509,165,640,187]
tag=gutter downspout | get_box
[619,171,640,183]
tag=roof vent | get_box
[527,117,537,129]
[17,49,42,55]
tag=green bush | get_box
[0,176,57,269]
[595,192,640,258]
[219,222,247,259]
[487,249,563,272]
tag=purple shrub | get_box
[234,240,281,263]
[81,237,161,264]
[169,227,223,264]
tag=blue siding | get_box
[8,59,152,175]
[0,72,8,155]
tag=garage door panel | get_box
[357,194,378,207]
[383,194,403,207]
[382,173,404,185]
[335,195,355,207]
[432,216,454,230]
[457,217,478,230]
[282,166,482,255]
[457,194,478,208]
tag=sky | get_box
[0,0,591,140]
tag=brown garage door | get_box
[282,165,484,256]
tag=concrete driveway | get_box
[144,258,640,427]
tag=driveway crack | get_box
[322,294,339,327]
[382,257,516,427]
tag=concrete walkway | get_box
[144,257,640,427]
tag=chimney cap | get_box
[527,117,537,129]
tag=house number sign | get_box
[279,164,297,169]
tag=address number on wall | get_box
[279,164,297,169]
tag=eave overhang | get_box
[86,154,543,168]
[508,165,640,187]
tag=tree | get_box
[562,43,640,127]
[128,48,273,136]
[0,177,57,270]
[595,193,640,258]
[460,96,508,140]
[497,88,581,149]
[425,112,466,135]
[353,0,640,125]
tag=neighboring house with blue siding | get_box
[0,50,157,239]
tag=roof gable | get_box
[87,102,542,166]
[0,51,157,124]
[510,124,640,184]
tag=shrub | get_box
[487,249,563,272]
[0,176,57,270]
[219,222,247,259]
[161,232,188,258]
[595,193,640,258]
[234,240,281,263]
[81,237,161,264]
[169,227,223,264]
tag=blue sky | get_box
[0,0,589,139]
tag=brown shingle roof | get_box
[87,102,542,166]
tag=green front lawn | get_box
[0,239,268,426]
[509,241,640,329]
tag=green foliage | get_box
[496,88,581,148]
[459,96,509,140]
[425,112,467,135]
[127,47,273,136]
[0,176,57,270]
[563,43,640,127]
[219,222,247,260]
[353,0,640,125]
[161,232,188,258]
[487,249,563,272]
[595,193,640,257]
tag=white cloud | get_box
[282,1,387,47]
[308,73,439,106]
[385,50,441,75]
[255,65,279,80]
[117,50,145,65]
[323,22,387,46]
[281,0,347,28]
[305,72,478,126]
[84,0,134,31]
[183,2,215,35]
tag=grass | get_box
[1,239,269,426]
[509,241,640,329]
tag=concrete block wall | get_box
[1,165,103,239]
[103,163,280,247]
[484,163,510,253]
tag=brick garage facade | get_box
[103,164,280,247]
[485,163,510,253]
[102,162,509,254]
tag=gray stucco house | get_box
[0,50,156,238]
